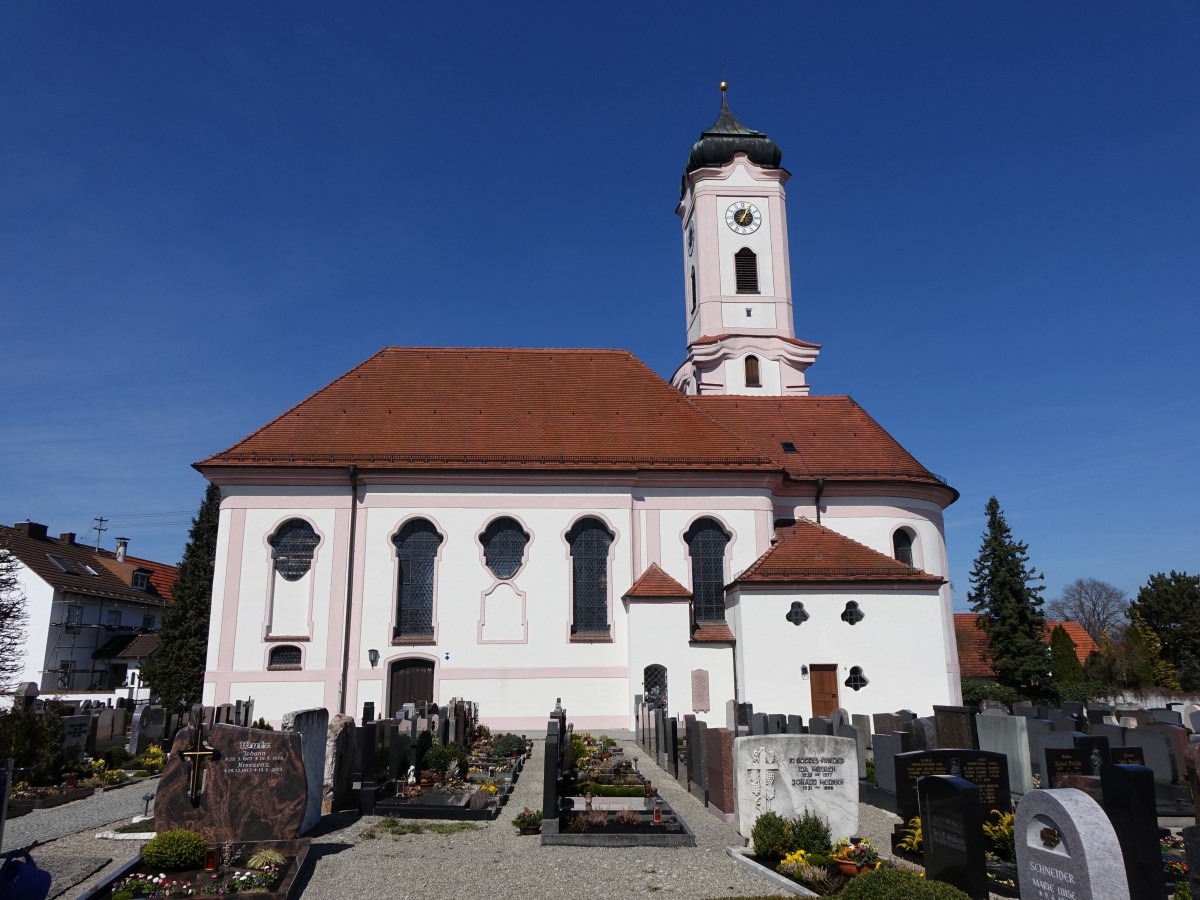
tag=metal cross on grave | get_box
[179,713,219,806]
[747,746,779,813]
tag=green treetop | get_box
[1048,624,1084,685]
[1129,571,1200,691]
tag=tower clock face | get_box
[725,201,762,235]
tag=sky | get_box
[1,3,1197,610]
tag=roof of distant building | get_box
[953,613,1101,678]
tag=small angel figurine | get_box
[407,765,416,785]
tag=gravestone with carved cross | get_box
[733,734,858,840]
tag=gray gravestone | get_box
[836,722,866,777]
[852,713,872,749]
[61,715,90,760]
[808,716,832,736]
[873,712,900,736]
[1123,727,1175,784]
[749,712,768,736]
[873,732,904,794]
[933,705,976,749]
[786,715,804,734]
[829,707,850,731]
[912,716,938,751]
[975,713,1034,795]
[127,705,165,756]
[1015,788,1130,900]
[1029,730,1086,777]
[281,706,329,833]
[733,734,858,839]
[323,713,357,813]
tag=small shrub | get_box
[615,808,641,826]
[836,867,972,899]
[251,716,274,731]
[142,829,207,870]
[790,809,832,853]
[512,807,542,829]
[983,810,1015,861]
[865,758,876,784]
[896,816,923,854]
[103,747,133,769]
[247,848,287,869]
[423,741,468,781]
[491,732,526,757]
[960,678,1023,705]
[751,811,796,862]
[1173,879,1192,900]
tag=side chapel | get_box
[197,87,962,729]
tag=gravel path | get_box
[2,779,158,851]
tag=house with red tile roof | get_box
[953,613,1100,680]
[194,89,962,728]
[0,522,175,706]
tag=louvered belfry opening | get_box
[735,247,758,293]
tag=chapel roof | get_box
[0,523,176,606]
[953,614,1101,679]
[93,632,160,660]
[624,563,692,600]
[685,88,783,176]
[729,518,945,588]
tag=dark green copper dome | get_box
[684,87,783,176]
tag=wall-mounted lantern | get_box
[801,664,809,680]
[368,649,380,669]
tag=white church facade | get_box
[197,89,962,730]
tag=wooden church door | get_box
[809,664,839,718]
[388,658,434,718]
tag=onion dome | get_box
[684,83,783,176]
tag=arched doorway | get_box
[388,657,434,718]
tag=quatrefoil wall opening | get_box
[845,666,869,691]
[840,600,865,625]
[785,601,810,626]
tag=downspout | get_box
[337,464,359,716]
[815,478,826,525]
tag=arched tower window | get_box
[735,248,759,294]
[480,516,529,580]
[392,519,444,639]
[567,517,614,636]
[690,267,697,313]
[893,528,915,567]
[269,519,319,581]
[745,355,761,388]
[685,517,731,622]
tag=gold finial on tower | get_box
[720,81,728,93]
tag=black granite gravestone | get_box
[919,775,988,900]
[1101,763,1166,900]
[894,749,1011,825]
[1183,825,1200,895]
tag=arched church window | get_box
[893,528,915,567]
[268,645,302,669]
[745,355,761,388]
[685,517,731,622]
[690,267,697,313]
[567,517,614,636]
[735,248,758,294]
[480,516,529,580]
[393,519,443,639]
[644,664,668,710]
[269,519,319,581]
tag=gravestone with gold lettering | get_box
[733,734,858,839]
[155,720,307,844]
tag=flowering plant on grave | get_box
[831,838,882,869]
[111,872,196,897]
[1164,857,1188,879]
[512,807,543,828]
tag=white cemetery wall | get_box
[734,734,859,840]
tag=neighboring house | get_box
[953,613,1101,680]
[195,90,963,729]
[0,521,175,704]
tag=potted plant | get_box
[831,838,881,875]
[512,807,543,835]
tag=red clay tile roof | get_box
[692,333,823,350]
[692,620,735,642]
[953,613,1101,678]
[624,564,692,600]
[199,348,774,472]
[694,395,950,489]
[730,519,945,587]
[94,554,176,603]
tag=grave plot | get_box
[539,702,696,847]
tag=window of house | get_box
[268,645,302,669]
[107,610,121,628]
[566,517,614,636]
[745,355,761,388]
[132,571,149,591]
[58,659,73,689]
[734,248,759,294]
[142,614,155,630]
[893,528,915,567]
[685,518,731,622]
[393,519,443,639]
[480,517,530,580]
[269,519,320,581]
[65,605,82,634]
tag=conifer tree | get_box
[1122,608,1180,690]
[1129,571,1200,690]
[140,483,221,708]
[1048,625,1084,685]
[967,496,1048,693]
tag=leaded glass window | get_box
[685,518,730,622]
[567,517,613,635]
[841,600,865,625]
[480,517,529,580]
[393,519,443,638]
[786,601,809,626]
[269,645,302,668]
[270,519,319,581]
[644,664,668,710]
[893,528,915,567]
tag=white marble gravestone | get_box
[976,713,1034,795]
[1015,788,1129,900]
[733,734,859,840]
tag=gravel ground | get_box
[49,740,913,899]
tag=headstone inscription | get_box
[155,722,307,844]
[733,734,858,840]
[919,776,988,900]
[281,707,329,834]
[1100,764,1166,900]
[1029,730,1084,778]
[1014,788,1130,900]
[893,750,1011,826]
[690,668,710,713]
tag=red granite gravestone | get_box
[155,723,307,844]
[704,727,734,814]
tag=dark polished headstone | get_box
[920,776,988,900]
[767,714,786,735]
[683,715,699,786]
[704,726,733,813]
[1046,747,1091,781]
[894,749,1011,825]
[1110,746,1145,767]
[667,717,680,780]
[1100,763,1165,900]
[749,712,768,736]
[807,716,832,736]
[786,715,804,734]
[933,705,978,750]
[689,719,708,804]
[156,723,306,844]
[1184,825,1200,894]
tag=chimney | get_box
[14,521,48,540]
[115,537,129,562]
[59,532,76,545]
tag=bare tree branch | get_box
[0,538,30,693]
[1045,577,1128,644]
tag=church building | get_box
[196,88,962,730]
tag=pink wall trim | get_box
[346,506,371,677]
[324,507,351,670]
[219,494,353,509]
[365,494,632,509]
[476,582,529,644]
[645,508,661,568]
[216,509,247,680]
[438,666,628,679]
[205,668,340,695]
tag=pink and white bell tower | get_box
[670,84,820,397]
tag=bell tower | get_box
[670,84,820,397]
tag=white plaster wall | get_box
[657,505,765,589]
[443,676,629,730]
[716,194,775,296]
[731,588,954,718]
[817,497,947,576]
[205,507,233,671]
[230,680,327,727]
[721,302,778,330]
[12,562,53,686]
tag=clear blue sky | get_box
[2,3,1196,609]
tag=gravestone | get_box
[1184,825,1200,895]
[873,712,900,737]
[836,722,866,778]
[1140,721,1188,781]
[323,713,357,813]
[893,749,1011,826]
[933,705,977,750]
[733,734,858,839]
[749,712,768,736]
[978,699,1009,715]
[872,732,905,794]
[1044,749,1105,805]
[689,718,708,804]
[705,727,734,817]
[829,707,850,731]
[1060,700,1084,718]
[1029,730,1084,777]
[61,714,90,760]
[898,709,917,725]
[1185,705,1200,733]
[281,706,329,834]
[1149,707,1182,726]
[851,713,872,749]
[726,700,752,735]
[807,716,832,736]
[155,721,307,843]
[214,703,235,725]
[1015,788,1130,900]
[1100,764,1165,900]
[666,717,680,780]
[920,776,988,900]
[683,715,699,785]
[786,715,804,735]
[127,705,165,756]
[1123,727,1174,784]
[912,716,938,751]
[975,713,1034,795]
[767,714,787,735]
[1110,746,1145,767]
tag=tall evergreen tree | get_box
[1048,625,1084,685]
[967,496,1048,693]
[140,483,221,708]
[1129,571,1200,690]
